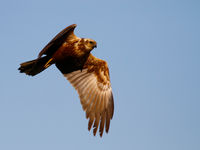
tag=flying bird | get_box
[18,24,114,137]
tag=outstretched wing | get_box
[38,24,77,58]
[63,54,114,137]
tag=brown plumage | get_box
[18,24,114,137]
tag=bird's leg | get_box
[44,58,53,69]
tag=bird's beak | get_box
[94,44,97,48]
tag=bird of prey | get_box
[18,24,114,137]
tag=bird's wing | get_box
[63,55,114,137]
[38,24,77,58]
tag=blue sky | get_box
[1,0,200,150]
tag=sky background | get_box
[1,0,200,150]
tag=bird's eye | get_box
[89,41,93,44]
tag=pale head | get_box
[83,38,97,52]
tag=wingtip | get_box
[93,127,97,136]
[99,131,103,137]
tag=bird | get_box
[18,24,114,137]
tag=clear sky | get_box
[1,0,200,150]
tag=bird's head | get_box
[83,38,97,52]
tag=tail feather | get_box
[18,56,51,76]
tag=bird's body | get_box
[54,38,92,74]
[18,24,114,137]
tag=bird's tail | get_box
[18,56,53,76]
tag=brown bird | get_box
[18,24,114,137]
